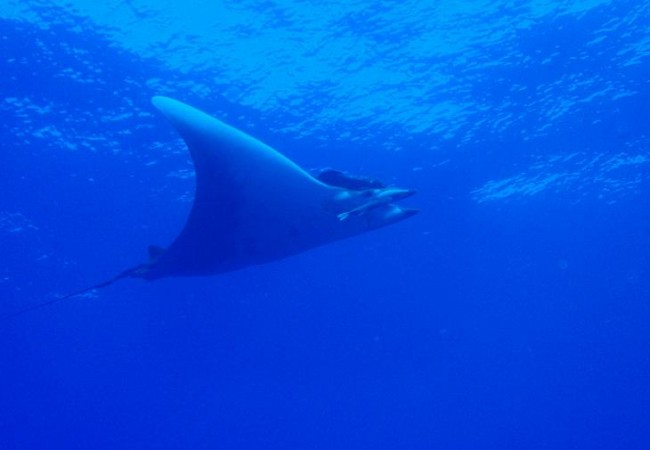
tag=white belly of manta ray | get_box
[4,96,418,319]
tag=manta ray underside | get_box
[5,97,418,318]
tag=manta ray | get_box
[6,97,417,318]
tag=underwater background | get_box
[1,1,649,448]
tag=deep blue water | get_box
[1,1,650,449]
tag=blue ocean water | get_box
[1,0,649,448]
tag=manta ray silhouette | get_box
[6,97,417,319]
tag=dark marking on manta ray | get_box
[4,97,417,320]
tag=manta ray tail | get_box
[2,264,147,321]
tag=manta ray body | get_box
[135,97,417,280]
[5,97,417,318]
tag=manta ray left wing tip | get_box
[151,96,194,122]
[151,95,176,110]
